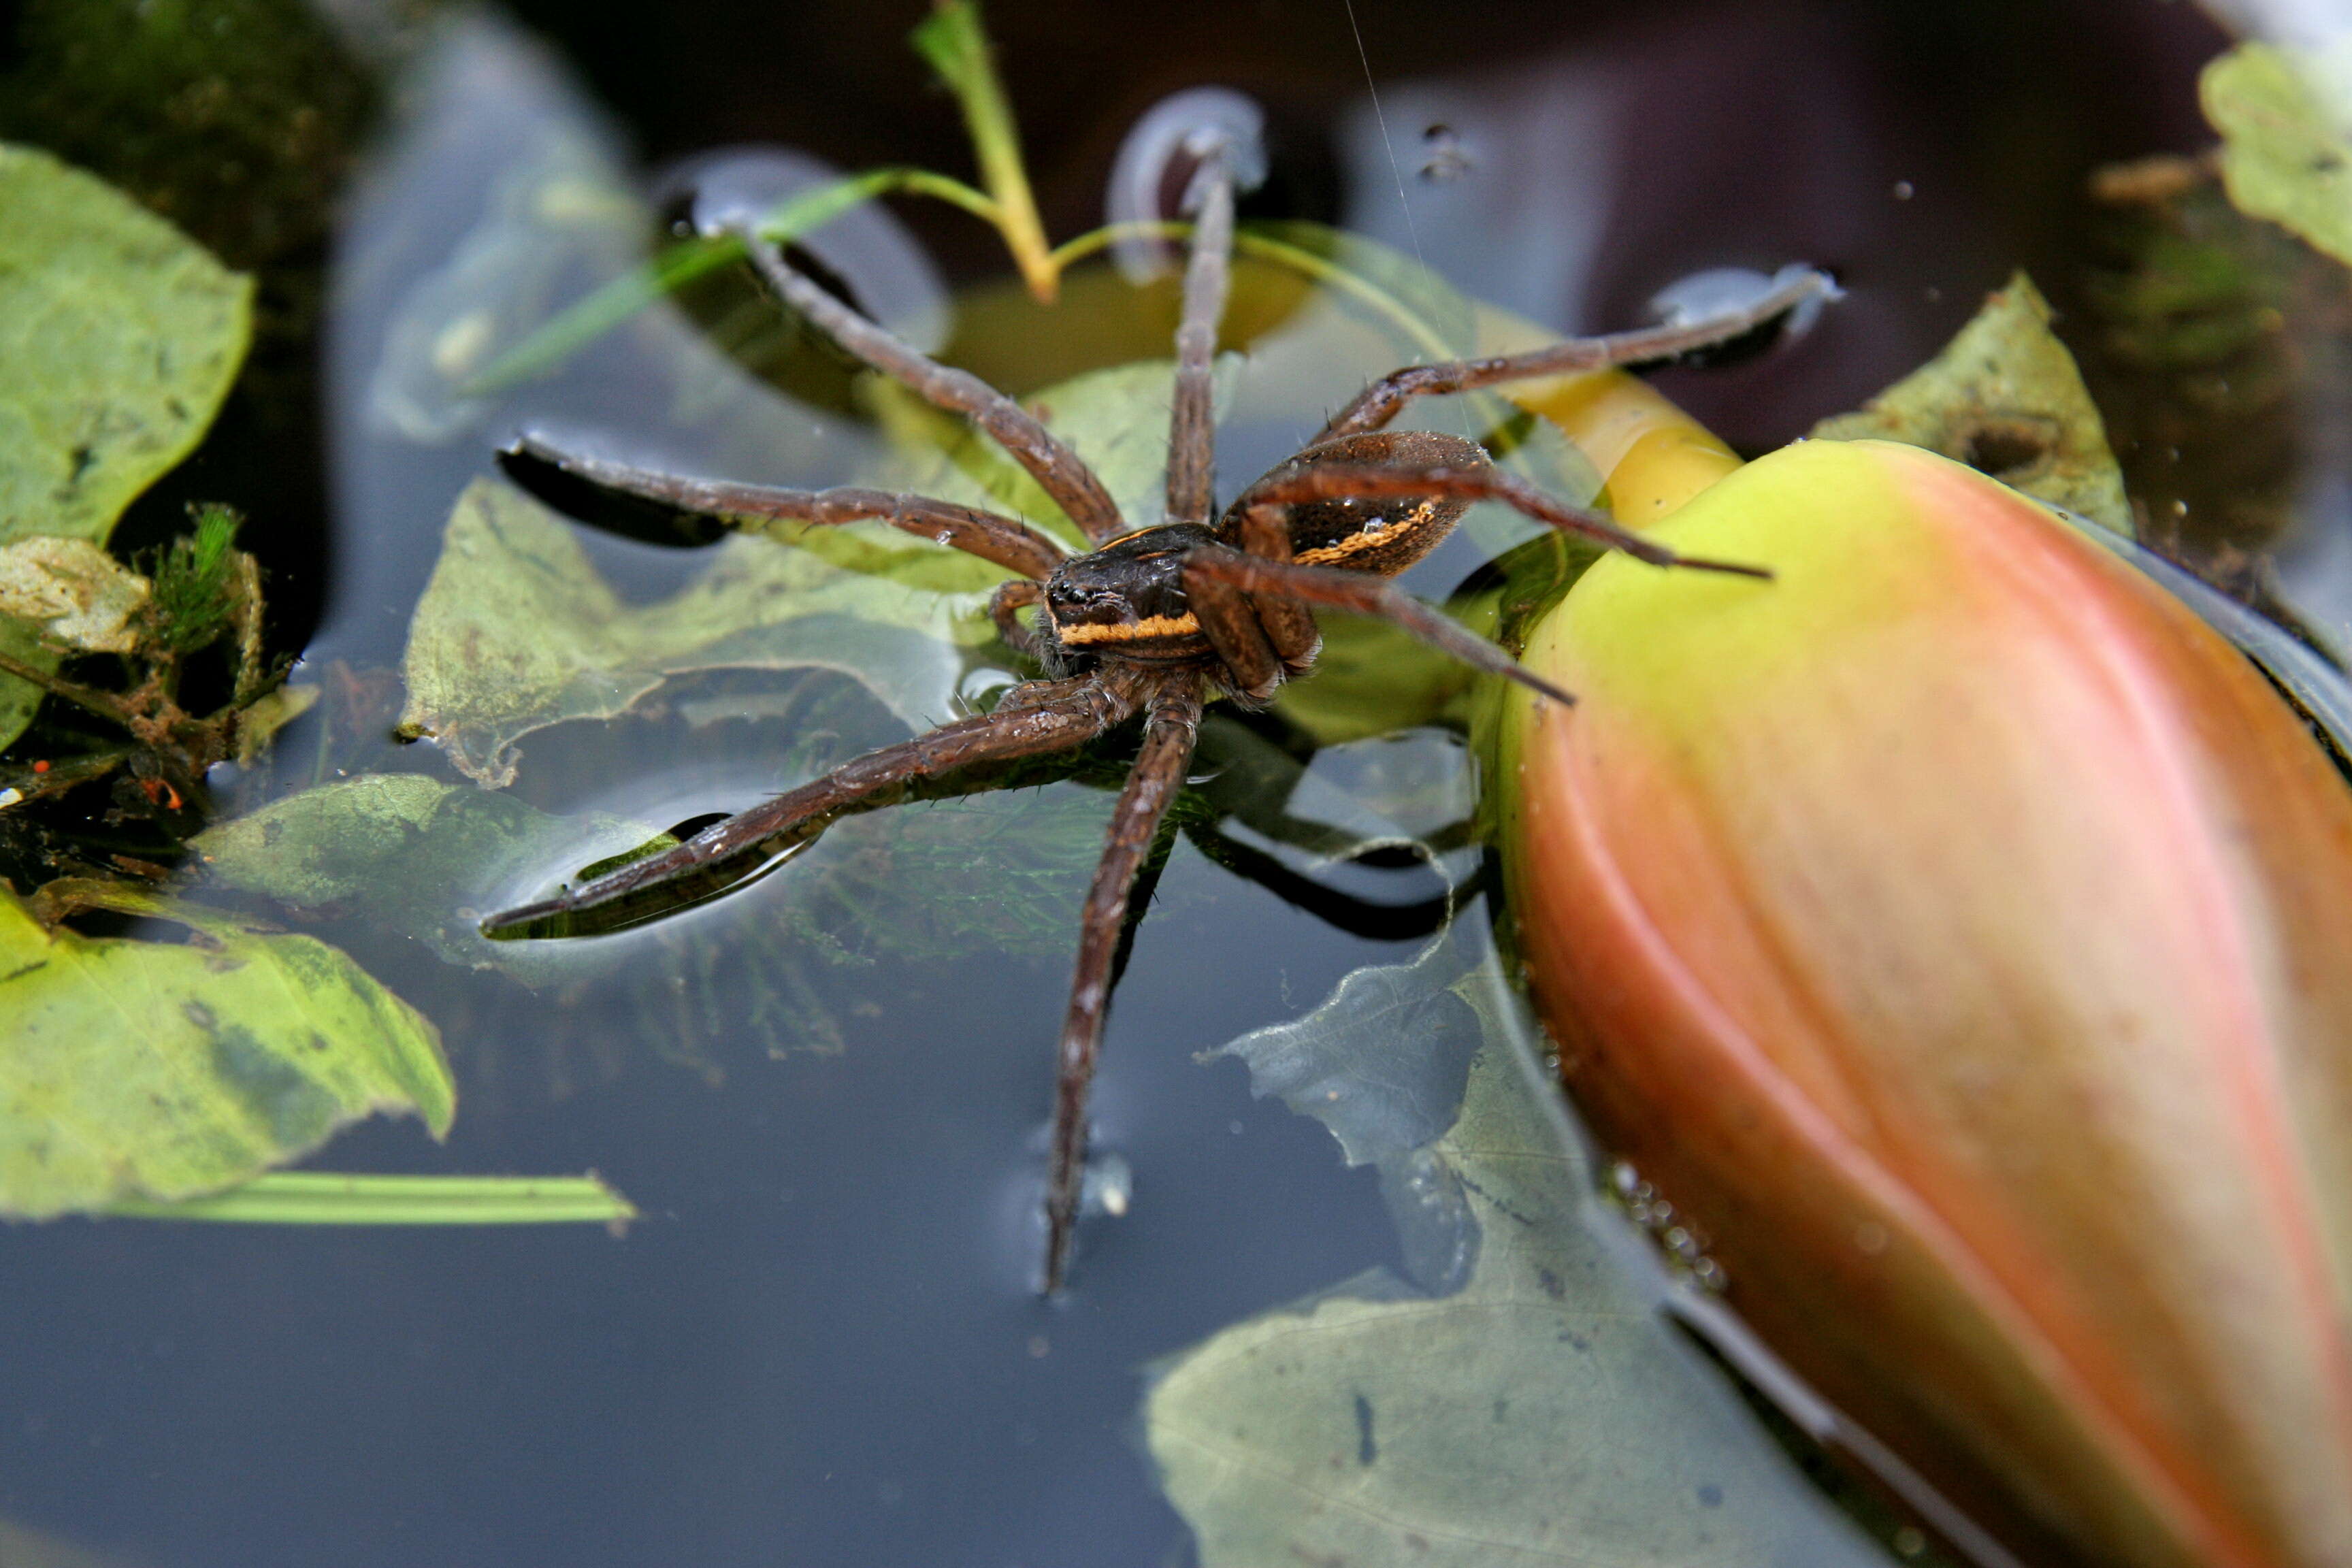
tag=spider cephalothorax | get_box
[484,101,1832,1289]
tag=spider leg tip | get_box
[1680,555,1776,581]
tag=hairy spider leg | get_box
[1231,461,1775,578]
[1045,675,1205,1291]
[500,435,1069,581]
[482,671,1149,936]
[989,579,1048,655]
[1039,144,1251,1288]
[1318,266,1838,439]
[1234,501,1320,665]
[1181,544,1580,708]
[734,229,1128,545]
[1165,148,1239,528]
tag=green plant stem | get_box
[912,0,1058,301]
[105,1170,638,1225]
[1049,220,1459,360]
[0,647,131,724]
[464,165,996,395]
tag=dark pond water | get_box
[0,1,2283,1565]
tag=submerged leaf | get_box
[0,143,252,745]
[1811,272,2132,534]
[1148,923,1889,1568]
[193,772,672,981]
[2204,39,2352,269]
[398,477,981,786]
[0,886,452,1219]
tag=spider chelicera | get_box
[481,125,1832,1290]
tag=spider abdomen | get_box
[1220,429,1484,578]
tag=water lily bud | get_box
[1503,437,2352,1568]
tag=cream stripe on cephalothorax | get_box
[1054,610,1204,644]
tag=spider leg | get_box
[734,229,1127,546]
[1235,462,1772,578]
[483,670,1147,938]
[1182,544,1580,708]
[1319,266,1838,439]
[1180,498,1324,700]
[1165,147,1238,527]
[1045,674,1205,1292]
[500,436,1069,581]
[1238,502,1322,664]
[988,579,1047,657]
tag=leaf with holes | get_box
[1810,272,2132,534]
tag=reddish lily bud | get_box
[1503,437,2352,1568]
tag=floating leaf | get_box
[0,885,452,1220]
[195,747,1116,1066]
[1811,272,2132,534]
[1147,923,1889,1568]
[398,477,985,787]
[108,1169,635,1225]
[0,142,252,746]
[2204,39,2352,269]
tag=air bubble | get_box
[1107,87,1269,284]
[1647,263,1830,346]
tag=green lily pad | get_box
[0,143,252,747]
[0,884,453,1220]
[399,476,989,786]
[1147,924,1889,1567]
[2204,39,2352,270]
[1811,272,2132,534]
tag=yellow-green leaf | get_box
[398,477,985,787]
[1810,272,2133,534]
[2204,39,2352,268]
[0,142,252,745]
[0,887,452,1219]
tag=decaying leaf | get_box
[1811,272,2133,534]
[0,143,252,747]
[2203,39,2352,270]
[397,477,985,786]
[0,536,150,653]
[1147,924,1889,1568]
[0,884,452,1220]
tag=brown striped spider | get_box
[482,122,1831,1290]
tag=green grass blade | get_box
[105,1171,637,1226]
